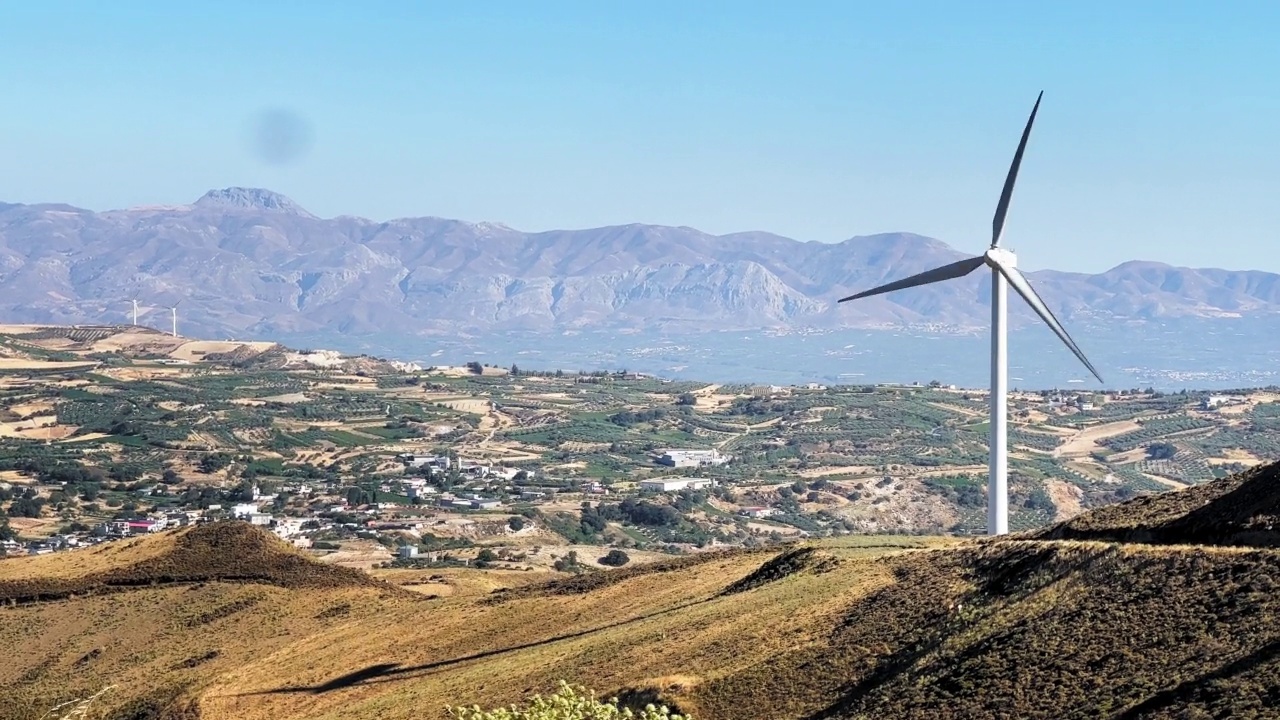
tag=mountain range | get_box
[1,187,1277,341]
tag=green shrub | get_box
[448,682,688,719]
[599,549,631,567]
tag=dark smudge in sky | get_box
[247,108,314,165]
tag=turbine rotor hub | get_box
[985,247,1017,268]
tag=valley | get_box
[3,324,1280,719]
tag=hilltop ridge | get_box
[1037,459,1280,547]
[0,522,390,605]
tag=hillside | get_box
[9,464,1280,719]
[2,189,1279,340]
[0,522,385,604]
[1,522,407,720]
[1036,459,1280,547]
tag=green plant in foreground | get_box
[447,681,689,720]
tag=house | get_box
[739,506,778,519]
[657,449,730,468]
[639,478,714,493]
[470,499,502,510]
[1202,395,1245,411]
[230,503,259,518]
[400,453,449,469]
[407,485,438,500]
[398,546,419,559]
[126,519,165,535]
[488,467,522,481]
[98,520,131,536]
[272,518,306,537]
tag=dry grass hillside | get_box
[7,463,1280,719]
[1037,459,1280,547]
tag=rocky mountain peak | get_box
[194,187,315,218]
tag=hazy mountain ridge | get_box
[1,187,1277,339]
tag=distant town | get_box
[0,325,1275,571]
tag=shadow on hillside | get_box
[241,597,711,695]
[1113,637,1280,718]
[801,544,1110,720]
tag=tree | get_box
[599,549,630,567]
[466,361,484,375]
[448,681,689,719]
[161,469,181,485]
[345,486,369,506]
[675,393,697,406]
[1146,442,1177,460]
[199,453,232,474]
[0,516,15,541]
[7,497,44,518]
[553,550,581,572]
[230,480,256,502]
[510,363,520,376]
[508,516,526,531]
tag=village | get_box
[0,326,1276,570]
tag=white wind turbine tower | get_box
[130,297,140,326]
[837,92,1104,536]
[168,300,182,338]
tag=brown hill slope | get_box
[1036,459,1280,546]
[0,522,385,604]
[0,523,408,720]
[13,467,1280,720]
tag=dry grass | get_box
[12,468,1280,720]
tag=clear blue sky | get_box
[2,1,1277,272]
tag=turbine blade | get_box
[838,256,985,303]
[994,261,1104,383]
[991,91,1043,249]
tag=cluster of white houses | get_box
[398,453,523,481]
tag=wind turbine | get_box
[837,92,1103,536]
[130,297,140,326]
[168,300,182,338]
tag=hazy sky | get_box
[2,1,1277,272]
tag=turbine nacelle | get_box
[983,247,1016,270]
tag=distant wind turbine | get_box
[168,300,182,338]
[837,92,1103,536]
[130,297,140,326]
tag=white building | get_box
[657,449,730,468]
[400,453,450,469]
[407,485,438,500]
[230,503,259,518]
[638,478,714,493]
